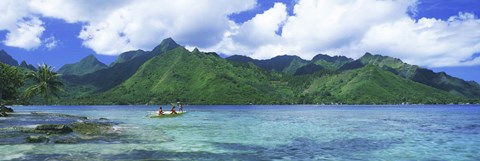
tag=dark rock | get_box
[69,122,112,135]
[54,137,80,144]
[0,112,7,117]
[99,118,109,120]
[35,124,73,134]
[0,106,14,113]
[31,112,88,120]
[5,107,13,112]
[26,136,49,143]
[6,107,14,112]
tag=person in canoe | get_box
[178,102,183,112]
[157,106,164,116]
[171,106,178,115]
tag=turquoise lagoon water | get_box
[1,105,479,160]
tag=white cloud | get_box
[27,0,130,23]
[75,0,257,55]
[0,0,30,30]
[352,12,480,67]
[210,0,480,67]
[44,36,58,50]
[2,0,479,68]
[3,16,45,50]
[1,0,256,55]
[0,0,45,50]
[210,2,288,57]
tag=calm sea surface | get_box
[1,105,479,160]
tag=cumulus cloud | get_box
[2,0,479,67]
[352,12,480,67]
[0,0,44,50]
[73,0,257,55]
[27,0,130,23]
[3,17,45,50]
[211,2,288,57]
[211,0,480,67]
[44,36,58,50]
[1,0,256,55]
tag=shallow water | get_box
[1,105,479,160]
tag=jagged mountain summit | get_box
[0,50,19,66]
[2,38,478,105]
[55,38,479,105]
[338,53,480,98]
[19,60,36,71]
[58,54,108,76]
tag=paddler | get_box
[158,106,164,116]
[171,106,178,115]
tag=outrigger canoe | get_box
[150,111,186,118]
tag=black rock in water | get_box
[26,135,49,143]
[35,124,73,134]
[1,107,14,113]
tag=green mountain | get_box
[311,54,353,71]
[339,53,480,98]
[290,54,353,75]
[111,49,147,65]
[19,60,36,71]
[303,65,463,104]
[294,64,324,75]
[58,55,107,76]
[227,55,309,74]
[70,46,295,105]
[0,50,19,66]
[228,54,352,75]
[151,37,179,54]
[62,38,180,92]
[54,38,479,105]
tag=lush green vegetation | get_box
[303,65,464,104]
[111,50,147,65]
[57,55,107,76]
[342,53,480,98]
[1,38,479,105]
[227,55,309,74]
[0,63,24,102]
[25,64,64,104]
[66,47,296,105]
[19,60,36,71]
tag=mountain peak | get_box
[226,55,255,63]
[80,54,104,64]
[0,49,19,66]
[312,53,353,62]
[162,37,176,43]
[152,38,180,54]
[58,54,107,76]
[83,54,97,60]
[364,52,373,57]
[192,48,200,53]
[271,54,302,60]
[19,60,36,71]
[112,49,147,65]
[359,52,404,65]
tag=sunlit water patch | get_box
[0,105,479,160]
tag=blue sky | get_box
[0,0,479,82]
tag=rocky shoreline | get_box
[0,112,122,144]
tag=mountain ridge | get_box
[58,54,108,76]
[1,38,478,105]
[56,38,478,105]
[0,50,19,66]
[337,52,480,98]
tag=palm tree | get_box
[25,64,63,104]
